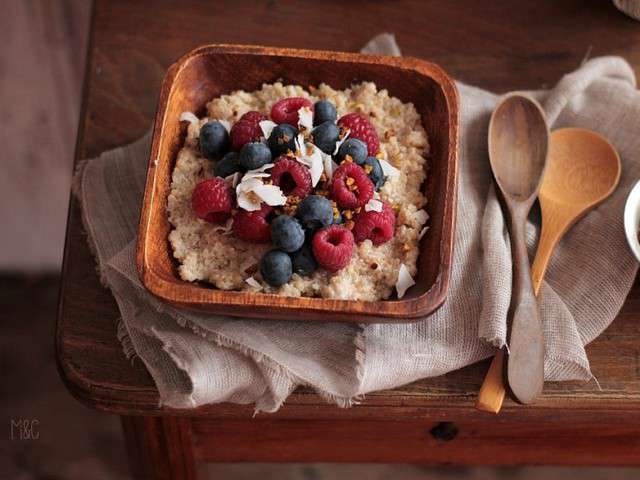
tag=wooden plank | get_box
[121,416,197,479]
[191,418,640,465]
[58,0,640,419]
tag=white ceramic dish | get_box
[624,179,640,262]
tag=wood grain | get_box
[477,128,623,412]
[190,418,640,465]
[137,45,458,323]
[121,416,197,479]
[57,0,640,466]
[488,94,549,404]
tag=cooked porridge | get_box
[167,81,429,301]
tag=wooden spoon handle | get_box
[476,212,551,412]
[506,213,544,403]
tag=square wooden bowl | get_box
[136,44,458,323]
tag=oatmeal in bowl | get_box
[168,81,429,302]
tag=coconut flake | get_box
[296,142,324,187]
[419,226,429,240]
[379,158,400,178]
[396,264,416,299]
[294,133,305,155]
[245,276,262,290]
[364,198,383,212]
[254,183,286,206]
[321,150,338,180]
[297,106,314,134]
[236,177,264,211]
[333,129,350,155]
[179,111,199,125]
[259,120,278,139]
[414,209,429,226]
[248,163,274,174]
[241,163,274,181]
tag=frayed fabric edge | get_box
[120,277,362,412]
[116,318,139,364]
[71,159,110,288]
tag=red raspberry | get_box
[232,205,273,243]
[191,177,234,224]
[312,225,354,272]
[271,97,313,125]
[330,162,374,209]
[352,201,396,245]
[230,111,267,150]
[270,156,312,199]
[337,112,380,156]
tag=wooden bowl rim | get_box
[136,43,459,323]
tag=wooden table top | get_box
[57,0,640,421]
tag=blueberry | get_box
[268,123,298,156]
[260,250,292,287]
[214,151,242,178]
[271,215,305,253]
[199,121,229,159]
[311,121,340,155]
[239,142,272,170]
[313,100,337,126]
[290,244,318,276]
[296,195,334,230]
[359,156,385,190]
[336,138,368,164]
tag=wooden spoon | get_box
[477,127,621,413]
[487,94,549,405]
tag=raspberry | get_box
[330,162,374,209]
[271,97,313,125]
[312,225,354,272]
[232,205,273,243]
[230,111,267,150]
[270,156,312,199]
[191,177,234,224]
[352,201,396,245]
[337,112,380,156]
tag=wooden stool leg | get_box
[121,416,198,480]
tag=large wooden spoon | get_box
[477,127,621,413]
[487,94,549,405]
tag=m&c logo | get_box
[10,418,40,440]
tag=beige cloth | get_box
[74,34,639,411]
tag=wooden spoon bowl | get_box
[532,128,621,288]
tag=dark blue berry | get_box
[260,250,292,287]
[359,156,385,190]
[290,244,318,276]
[296,195,334,230]
[238,142,272,170]
[200,121,229,159]
[271,215,305,253]
[336,138,368,164]
[214,151,242,178]
[313,100,337,126]
[311,121,340,155]
[267,123,298,156]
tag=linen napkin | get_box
[73,34,640,411]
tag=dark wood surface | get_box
[137,45,458,323]
[58,0,640,425]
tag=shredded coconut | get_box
[259,120,278,139]
[364,199,383,212]
[396,263,416,299]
